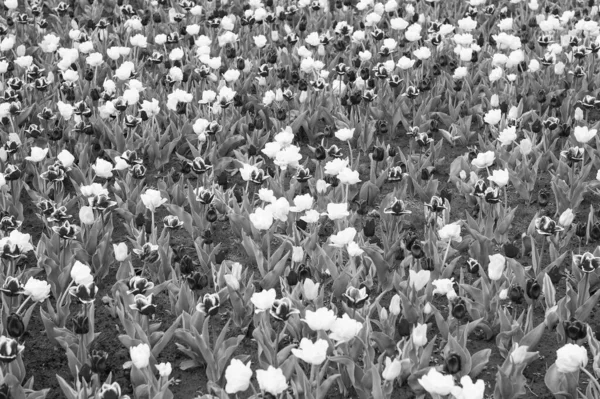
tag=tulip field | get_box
[3,0,600,398]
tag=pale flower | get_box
[303,307,337,331]
[291,338,329,365]
[488,169,509,187]
[140,189,167,213]
[329,314,363,343]
[418,368,455,396]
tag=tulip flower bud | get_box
[389,294,401,316]
[6,313,24,338]
[558,208,574,228]
[379,307,388,321]
[113,242,129,262]
[79,206,95,225]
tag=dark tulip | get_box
[270,298,300,321]
[135,213,145,228]
[343,286,369,309]
[0,277,24,297]
[531,119,542,133]
[206,206,218,223]
[451,297,467,319]
[197,293,220,316]
[575,223,587,238]
[564,318,587,341]
[504,242,519,259]
[202,229,213,245]
[78,363,93,384]
[6,313,24,338]
[187,272,209,290]
[371,146,385,162]
[296,219,308,232]
[445,353,462,374]
[0,336,24,363]
[466,258,480,274]
[286,270,299,286]
[410,243,424,259]
[215,249,227,264]
[298,264,311,281]
[179,255,195,275]
[363,219,376,237]
[526,278,541,300]
[72,313,90,335]
[396,318,411,337]
[508,285,524,304]
[91,350,108,373]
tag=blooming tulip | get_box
[418,368,455,396]
[129,343,151,369]
[225,359,253,394]
[256,366,288,396]
[555,344,587,373]
[292,338,329,365]
[140,189,167,213]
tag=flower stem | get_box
[16,296,31,316]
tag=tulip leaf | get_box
[469,349,491,379]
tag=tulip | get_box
[564,319,587,341]
[225,359,253,394]
[488,253,506,280]
[196,293,220,316]
[302,279,319,301]
[140,189,167,213]
[78,206,95,225]
[249,208,274,231]
[418,368,455,396]
[343,286,369,308]
[555,344,587,373]
[444,353,462,374]
[0,336,24,363]
[451,376,485,399]
[409,270,430,291]
[488,169,509,187]
[25,147,49,162]
[292,338,329,365]
[329,314,363,343]
[558,208,574,228]
[251,289,277,313]
[389,294,401,316]
[438,223,462,242]
[384,357,406,382]
[412,323,428,347]
[23,277,51,302]
[156,362,172,378]
[70,261,94,286]
[324,202,350,220]
[303,308,337,331]
[129,343,151,369]
[6,313,24,338]
[270,297,300,321]
[256,366,288,396]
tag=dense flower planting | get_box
[1,0,600,398]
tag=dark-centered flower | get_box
[196,293,220,316]
[343,286,369,309]
[535,216,564,236]
[270,297,300,321]
[0,336,24,363]
[573,252,600,273]
[384,198,412,216]
[129,293,156,316]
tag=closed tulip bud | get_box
[451,297,467,319]
[526,278,541,300]
[444,353,462,374]
[397,318,411,337]
[6,313,24,338]
[389,294,401,315]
